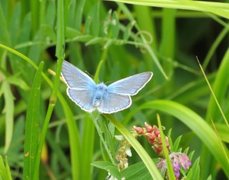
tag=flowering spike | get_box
[115,135,131,171]
[157,152,192,179]
[133,126,145,134]
[133,122,191,179]
[133,122,170,156]
[144,122,154,133]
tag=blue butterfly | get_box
[61,61,153,114]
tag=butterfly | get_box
[61,61,153,114]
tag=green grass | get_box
[0,0,229,179]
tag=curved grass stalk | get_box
[107,0,229,19]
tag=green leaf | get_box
[30,0,40,36]
[55,0,65,59]
[6,118,24,165]
[91,112,116,165]
[215,123,229,143]
[88,2,101,36]
[8,2,21,46]
[186,158,200,180]
[0,156,12,180]
[0,3,10,45]
[107,0,229,19]
[23,61,44,180]
[74,0,87,29]
[159,9,176,59]
[92,161,121,179]
[85,37,104,46]
[203,26,229,69]
[206,49,229,123]
[80,115,95,180]
[121,162,151,180]
[7,75,30,90]
[58,95,80,180]
[2,81,14,153]
[157,116,175,180]
[172,135,182,152]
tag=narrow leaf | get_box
[0,156,12,180]
[23,62,44,180]
[2,81,14,153]
[105,114,163,180]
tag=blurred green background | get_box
[0,0,228,179]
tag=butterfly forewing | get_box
[62,60,95,89]
[108,72,153,96]
[97,92,131,114]
[67,88,95,112]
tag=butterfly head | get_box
[92,83,108,107]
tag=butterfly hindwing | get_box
[108,72,153,96]
[98,92,131,114]
[67,88,95,112]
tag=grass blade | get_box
[33,103,54,180]
[80,115,95,180]
[75,0,86,29]
[0,3,10,45]
[2,81,14,153]
[23,61,44,180]
[0,156,12,180]
[105,114,163,180]
[205,49,229,126]
[58,95,80,180]
[30,0,40,36]
[108,0,229,19]
[157,115,175,180]
[215,123,229,143]
[203,26,229,69]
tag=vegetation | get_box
[0,0,228,179]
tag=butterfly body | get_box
[62,61,153,114]
[92,83,108,107]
